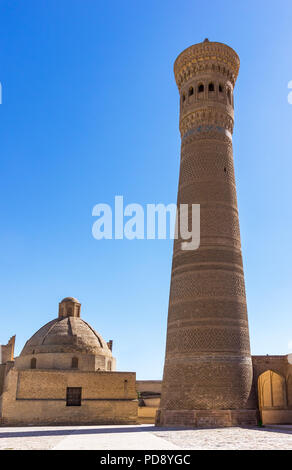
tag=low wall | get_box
[0,364,6,397]
[1,368,138,426]
[136,381,162,394]
[262,410,292,425]
[138,407,157,424]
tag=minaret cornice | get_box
[179,108,234,138]
[174,41,240,90]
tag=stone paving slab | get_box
[0,425,292,450]
[154,426,292,450]
[0,425,79,450]
[53,425,180,450]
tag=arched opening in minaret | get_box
[188,87,194,96]
[208,83,214,92]
[227,88,232,104]
[198,84,204,93]
[219,84,223,93]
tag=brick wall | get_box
[1,369,138,425]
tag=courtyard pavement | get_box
[0,424,292,450]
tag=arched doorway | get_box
[258,370,287,424]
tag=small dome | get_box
[20,316,112,357]
[58,296,81,319]
[60,297,80,303]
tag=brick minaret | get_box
[156,40,257,427]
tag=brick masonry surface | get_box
[158,40,256,426]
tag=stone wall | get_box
[136,381,161,424]
[1,368,137,425]
[0,337,15,413]
[252,355,292,425]
[0,337,15,364]
[138,407,158,424]
[137,358,292,426]
[0,365,6,397]
[136,381,162,394]
[14,351,116,372]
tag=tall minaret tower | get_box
[156,40,257,427]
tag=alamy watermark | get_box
[92,196,200,251]
[92,82,292,249]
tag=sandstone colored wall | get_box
[0,364,6,397]
[252,355,289,381]
[1,368,137,425]
[14,351,116,372]
[136,381,162,424]
[0,337,15,364]
[252,355,292,425]
[138,407,157,424]
[261,410,292,425]
[0,337,16,411]
[137,359,292,426]
[136,381,162,394]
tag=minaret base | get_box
[155,409,259,428]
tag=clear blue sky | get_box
[0,1,291,379]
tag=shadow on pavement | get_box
[0,425,189,439]
[0,425,292,439]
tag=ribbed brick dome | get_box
[20,316,112,356]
